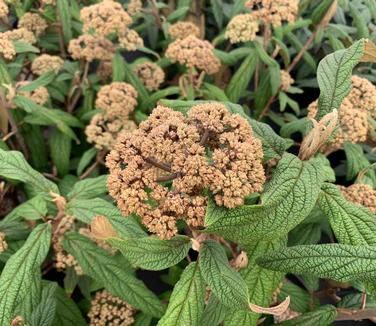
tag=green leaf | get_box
[76,148,97,176]
[30,282,57,326]
[112,51,126,82]
[213,48,251,66]
[316,39,369,119]
[56,0,72,43]
[18,71,55,92]
[143,86,181,110]
[0,149,59,198]
[199,240,249,309]
[318,183,376,246]
[278,281,316,313]
[225,236,286,326]
[4,195,47,221]
[257,243,376,282]
[67,175,108,200]
[65,197,147,238]
[157,262,205,326]
[225,51,257,102]
[0,223,51,325]
[107,235,191,271]
[51,129,71,176]
[203,83,229,101]
[63,232,164,317]
[200,294,227,325]
[13,40,40,53]
[349,4,369,38]
[278,305,337,326]
[205,153,324,245]
[210,0,223,27]
[53,286,86,326]
[167,6,189,22]
[343,142,369,180]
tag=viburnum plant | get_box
[0,0,376,325]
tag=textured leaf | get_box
[225,237,286,326]
[278,281,315,313]
[278,305,337,326]
[63,232,164,317]
[210,0,224,27]
[65,197,146,238]
[18,71,55,92]
[200,294,228,326]
[107,235,191,271]
[4,195,47,221]
[205,153,323,244]
[0,223,51,325]
[343,142,369,180]
[76,147,97,176]
[0,149,59,198]
[226,51,257,102]
[67,175,108,200]
[199,240,249,309]
[158,262,205,326]
[56,0,72,43]
[51,129,71,176]
[112,52,126,82]
[13,40,40,53]
[30,282,57,326]
[318,183,376,246]
[257,243,376,282]
[316,39,371,119]
[53,286,86,326]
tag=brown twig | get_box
[336,307,376,321]
[145,157,172,172]
[67,61,90,113]
[80,150,106,179]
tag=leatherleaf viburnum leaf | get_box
[204,153,324,245]
[62,231,165,317]
[318,183,376,246]
[106,235,192,271]
[257,243,376,282]
[157,262,205,326]
[0,223,51,325]
[198,240,250,310]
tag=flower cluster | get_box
[0,0,8,18]
[168,21,201,40]
[245,0,299,27]
[106,103,265,239]
[280,69,294,91]
[15,81,50,105]
[18,13,48,36]
[225,14,259,44]
[53,215,84,275]
[127,0,142,15]
[134,62,165,91]
[31,54,64,75]
[339,183,376,214]
[118,29,144,51]
[166,35,221,75]
[86,82,138,150]
[68,34,115,62]
[0,231,7,253]
[0,35,16,60]
[4,28,36,44]
[88,290,136,326]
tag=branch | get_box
[145,157,172,172]
[336,308,376,321]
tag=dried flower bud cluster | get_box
[246,0,299,27]
[0,0,8,17]
[339,183,376,214]
[81,0,132,37]
[127,0,142,15]
[4,28,36,44]
[106,103,265,239]
[0,231,7,253]
[0,35,16,60]
[68,34,115,62]
[118,29,144,51]
[97,60,113,81]
[280,70,294,91]
[225,14,259,44]
[168,21,201,40]
[13,81,49,105]
[95,82,138,119]
[86,112,137,150]
[53,215,84,275]
[133,62,165,91]
[307,99,368,152]
[166,35,221,75]
[18,13,48,36]
[88,290,136,326]
[31,54,64,75]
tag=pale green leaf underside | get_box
[158,262,205,326]
[63,232,164,318]
[205,153,323,245]
[257,243,376,282]
[318,183,376,246]
[107,235,191,271]
[0,149,59,198]
[0,223,51,325]
[199,240,250,309]
[316,39,365,119]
